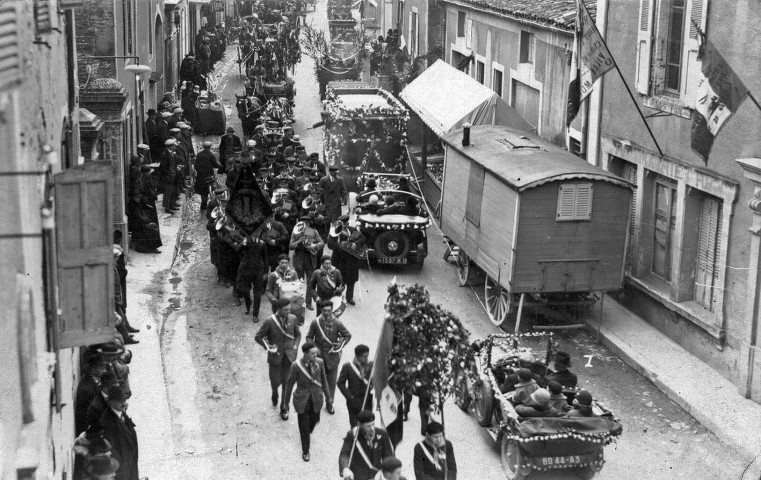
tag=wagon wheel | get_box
[457,250,475,286]
[484,275,513,326]
[473,374,494,427]
[454,368,471,411]
[501,437,529,480]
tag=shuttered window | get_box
[556,183,593,221]
[695,196,722,311]
[465,163,485,227]
[34,0,57,35]
[622,163,638,238]
[54,161,115,348]
[0,4,21,90]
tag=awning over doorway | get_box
[400,59,536,137]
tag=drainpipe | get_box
[586,0,609,167]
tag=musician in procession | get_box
[328,214,365,306]
[309,255,345,303]
[337,344,374,427]
[265,254,299,311]
[193,141,220,211]
[339,410,395,480]
[234,232,268,322]
[260,216,290,273]
[413,422,457,480]
[255,298,301,419]
[305,299,351,409]
[290,215,325,310]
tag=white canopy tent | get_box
[400,59,536,137]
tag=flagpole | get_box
[578,0,663,156]
[749,93,761,113]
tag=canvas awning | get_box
[400,59,536,137]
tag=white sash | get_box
[271,314,295,340]
[418,441,443,470]
[321,269,337,289]
[314,317,335,345]
[349,361,369,386]
[296,360,323,388]
[353,427,379,472]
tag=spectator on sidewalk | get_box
[75,355,108,435]
[86,375,120,432]
[83,454,120,480]
[101,385,139,480]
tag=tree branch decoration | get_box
[384,283,475,414]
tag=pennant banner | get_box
[373,315,397,426]
[691,38,749,162]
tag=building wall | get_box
[597,0,761,397]
[441,2,573,146]
[0,3,80,479]
[393,0,445,63]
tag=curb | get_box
[584,311,759,464]
[171,187,195,268]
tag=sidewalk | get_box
[588,295,761,475]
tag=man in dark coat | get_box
[234,237,267,321]
[101,386,139,480]
[318,165,347,223]
[328,215,364,305]
[219,127,243,174]
[308,255,345,302]
[542,351,578,389]
[306,300,352,408]
[150,112,171,161]
[159,139,179,213]
[339,410,395,480]
[255,299,302,417]
[413,421,457,480]
[75,356,108,435]
[193,141,220,210]
[290,216,325,309]
[144,110,158,147]
[179,53,197,84]
[337,344,373,427]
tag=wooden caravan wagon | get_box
[440,125,633,326]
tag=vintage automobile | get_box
[455,333,622,479]
[439,125,634,327]
[352,174,430,266]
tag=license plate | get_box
[538,455,583,467]
[378,257,407,264]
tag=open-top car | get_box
[455,333,622,479]
[352,173,430,266]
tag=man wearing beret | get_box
[339,410,394,480]
[100,386,139,480]
[193,141,220,210]
[378,456,407,480]
[337,344,374,427]
[306,299,351,410]
[255,298,301,417]
[413,422,457,480]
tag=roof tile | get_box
[444,0,595,31]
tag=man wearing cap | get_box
[413,421,457,480]
[101,385,139,480]
[302,152,326,177]
[290,216,325,309]
[284,156,300,178]
[339,410,394,480]
[85,372,120,432]
[337,344,374,427]
[251,124,268,152]
[168,107,183,130]
[159,139,179,213]
[219,127,243,173]
[567,389,596,417]
[255,298,301,416]
[280,126,295,151]
[84,455,120,480]
[193,141,220,210]
[306,298,351,408]
[303,186,329,239]
[144,109,158,150]
[319,165,348,224]
[151,111,171,160]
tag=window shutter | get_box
[465,18,472,50]
[695,196,720,311]
[635,0,654,95]
[465,163,485,226]
[0,4,21,90]
[557,184,577,219]
[574,183,593,220]
[683,0,708,107]
[54,161,115,348]
[34,0,56,34]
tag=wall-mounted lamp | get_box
[124,64,153,83]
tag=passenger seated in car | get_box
[514,388,563,418]
[543,351,578,390]
[399,197,420,216]
[547,381,570,412]
[377,196,402,215]
[510,368,539,405]
[362,194,381,214]
[360,178,377,198]
[500,352,543,393]
[566,390,595,417]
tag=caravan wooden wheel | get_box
[457,250,473,286]
[484,275,511,326]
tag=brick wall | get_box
[76,0,116,83]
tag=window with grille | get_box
[694,195,722,311]
[556,183,593,221]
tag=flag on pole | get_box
[456,52,474,72]
[566,0,616,126]
[691,37,749,162]
[373,314,398,428]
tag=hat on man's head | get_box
[89,436,112,456]
[547,381,563,395]
[161,111,173,118]
[273,298,291,309]
[338,214,349,222]
[202,141,212,148]
[137,143,150,150]
[317,299,333,310]
[425,421,444,435]
[247,139,257,147]
[530,388,551,406]
[381,457,403,473]
[517,368,533,382]
[255,124,265,130]
[298,215,311,222]
[173,107,183,113]
[105,385,126,403]
[554,351,572,369]
[365,179,377,188]
[165,139,177,146]
[226,126,235,133]
[328,165,339,172]
[169,128,181,134]
[357,410,375,424]
[96,343,124,356]
[87,455,120,476]
[309,152,320,159]
[292,135,301,142]
[84,425,105,441]
[286,156,296,163]
[368,194,379,205]
[178,122,190,129]
[574,390,593,407]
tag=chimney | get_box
[462,123,471,147]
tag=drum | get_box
[279,280,305,325]
[330,295,347,317]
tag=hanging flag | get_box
[691,37,749,162]
[456,52,474,72]
[566,7,582,126]
[567,0,616,126]
[373,314,398,427]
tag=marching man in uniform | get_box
[339,410,395,480]
[289,215,324,310]
[265,253,300,312]
[254,298,301,420]
[413,422,457,480]
[306,299,352,412]
[337,344,373,427]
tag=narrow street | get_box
[133,3,751,479]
